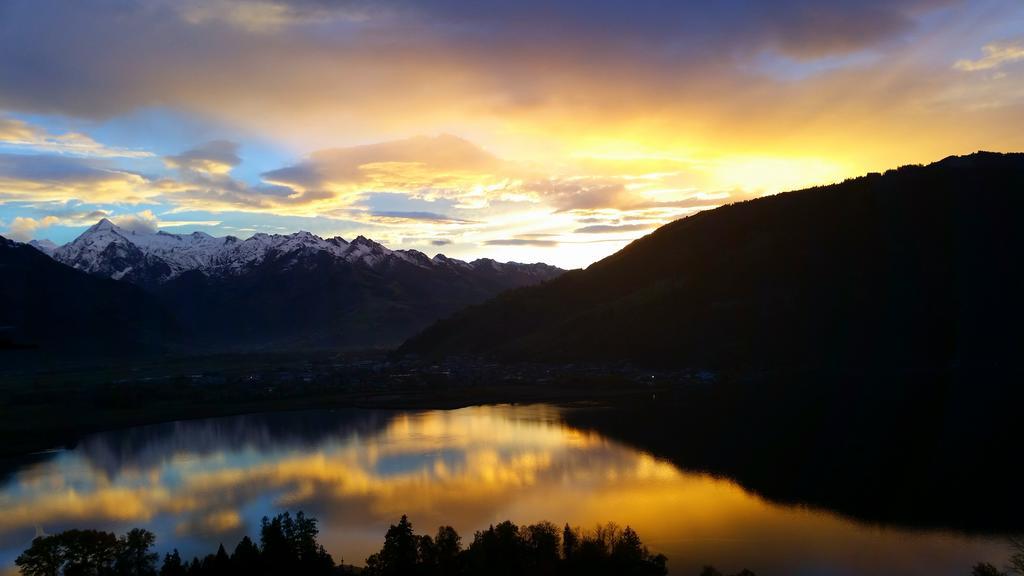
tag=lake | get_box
[0,405,1010,575]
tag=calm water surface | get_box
[0,405,1009,575]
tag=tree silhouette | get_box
[434,526,462,576]
[256,511,333,575]
[1010,537,1024,575]
[157,545,186,573]
[17,513,672,576]
[365,514,419,576]
[229,537,259,575]
[465,520,527,576]
[209,545,229,574]
[972,563,1008,576]
[158,550,185,576]
[561,524,578,562]
[14,534,63,576]
[116,529,159,576]
[521,521,560,575]
[363,516,667,576]
[969,536,1024,576]
[16,529,158,576]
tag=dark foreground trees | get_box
[16,513,339,576]
[362,515,668,576]
[15,527,158,576]
[22,510,1024,576]
[16,512,677,576]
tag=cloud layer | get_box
[1,0,1023,268]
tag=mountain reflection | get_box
[0,406,1009,575]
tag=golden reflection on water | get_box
[0,405,1010,575]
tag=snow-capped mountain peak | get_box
[28,238,59,255]
[342,235,393,265]
[51,218,238,283]
[89,217,117,232]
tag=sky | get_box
[1,0,1022,268]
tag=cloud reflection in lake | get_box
[0,406,1009,575]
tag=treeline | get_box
[14,512,687,576]
[362,515,669,575]
[16,527,162,576]
[16,511,1022,576]
[16,513,338,576]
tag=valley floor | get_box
[0,351,691,461]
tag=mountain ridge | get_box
[16,220,564,354]
[47,218,560,287]
[400,151,1024,372]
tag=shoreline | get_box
[0,351,686,462]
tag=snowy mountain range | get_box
[10,219,563,352]
[41,218,558,287]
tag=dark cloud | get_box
[170,181,331,211]
[484,238,558,247]
[0,154,116,182]
[0,142,314,216]
[528,178,629,212]
[369,210,474,223]
[11,201,110,222]
[573,223,656,234]
[165,140,242,173]
[621,190,768,212]
[0,153,153,202]
[0,0,959,121]
[394,0,957,60]
[262,135,500,191]
[430,238,452,246]
[156,141,339,210]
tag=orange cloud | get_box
[0,116,152,158]
[955,39,1024,71]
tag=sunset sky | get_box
[1,0,1023,268]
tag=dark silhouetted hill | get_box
[402,152,1024,533]
[0,235,178,357]
[401,152,1024,373]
